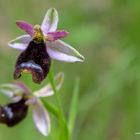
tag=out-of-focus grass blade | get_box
[68,78,80,139]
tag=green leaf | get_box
[68,78,80,139]
[41,99,59,118]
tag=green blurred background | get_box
[0,0,140,140]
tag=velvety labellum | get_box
[0,99,28,127]
[14,40,51,84]
[14,62,44,84]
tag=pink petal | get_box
[16,20,34,37]
[41,8,58,34]
[46,30,69,41]
[0,83,23,102]
[8,35,32,51]
[32,99,50,136]
[0,89,17,98]
[46,40,85,62]
[15,81,31,95]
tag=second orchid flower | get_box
[0,72,64,136]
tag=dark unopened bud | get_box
[0,99,28,127]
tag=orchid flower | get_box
[8,8,84,84]
[0,72,64,136]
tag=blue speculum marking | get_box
[20,62,43,72]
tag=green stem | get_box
[48,65,69,140]
[48,67,64,117]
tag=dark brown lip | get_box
[14,40,51,84]
[0,98,28,127]
[14,61,44,84]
